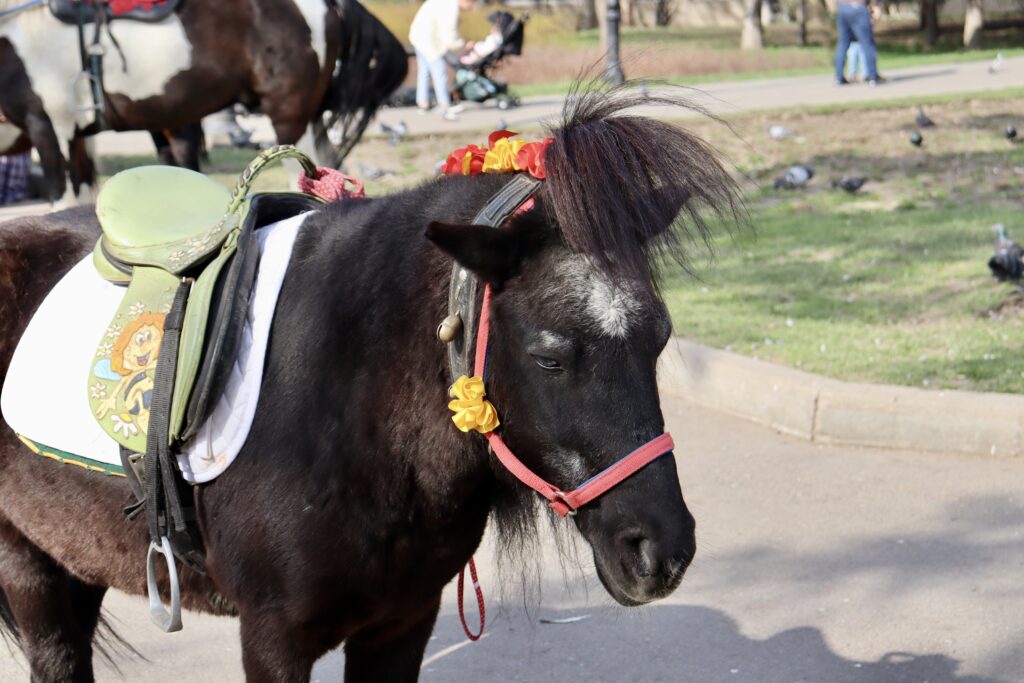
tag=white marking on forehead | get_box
[559,255,641,339]
[538,330,570,348]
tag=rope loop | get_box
[457,557,486,641]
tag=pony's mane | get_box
[542,82,743,288]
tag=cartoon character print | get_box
[93,312,165,438]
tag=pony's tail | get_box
[317,0,408,167]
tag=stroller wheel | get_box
[497,95,512,110]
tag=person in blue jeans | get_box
[845,38,867,81]
[835,0,880,86]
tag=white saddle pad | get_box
[0,211,309,483]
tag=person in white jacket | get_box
[409,0,477,120]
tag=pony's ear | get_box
[426,221,528,289]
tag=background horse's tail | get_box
[317,0,408,167]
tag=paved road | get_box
[2,396,1021,682]
[78,54,1024,158]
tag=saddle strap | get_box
[143,281,205,572]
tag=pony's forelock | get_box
[541,81,744,289]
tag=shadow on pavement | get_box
[419,604,1002,682]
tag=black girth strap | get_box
[445,174,541,381]
[142,280,205,573]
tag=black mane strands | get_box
[542,81,743,288]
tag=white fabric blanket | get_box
[0,212,309,483]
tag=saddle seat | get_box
[94,166,235,280]
[48,0,181,26]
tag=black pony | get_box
[0,86,739,681]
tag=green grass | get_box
[663,195,1024,394]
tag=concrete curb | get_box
[658,338,1024,458]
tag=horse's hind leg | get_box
[0,514,106,682]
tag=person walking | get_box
[834,0,881,86]
[409,0,477,121]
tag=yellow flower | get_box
[450,375,486,401]
[482,138,527,174]
[447,375,500,433]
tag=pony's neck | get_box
[290,178,510,524]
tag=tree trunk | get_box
[655,0,672,26]
[579,0,599,30]
[797,0,807,46]
[963,0,983,49]
[921,0,939,47]
[741,0,764,49]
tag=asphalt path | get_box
[2,396,1021,682]
[45,55,1024,161]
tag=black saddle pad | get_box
[47,0,180,25]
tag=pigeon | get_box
[229,128,258,150]
[496,117,507,131]
[1006,125,1018,142]
[915,106,935,128]
[768,125,796,141]
[773,164,814,190]
[832,176,867,193]
[988,52,1004,74]
[356,162,391,181]
[909,131,923,147]
[988,224,1024,290]
[379,121,407,146]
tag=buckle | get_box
[552,490,577,516]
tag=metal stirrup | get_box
[146,536,183,632]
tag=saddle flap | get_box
[97,166,235,274]
[88,266,181,452]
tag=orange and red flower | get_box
[442,131,553,180]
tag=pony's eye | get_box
[532,355,562,372]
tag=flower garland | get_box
[441,130,554,180]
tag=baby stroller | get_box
[449,11,527,110]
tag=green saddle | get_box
[88,146,321,454]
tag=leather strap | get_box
[445,174,541,382]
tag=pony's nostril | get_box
[634,537,656,578]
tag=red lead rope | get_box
[456,279,676,640]
[457,558,485,641]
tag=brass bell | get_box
[437,314,462,343]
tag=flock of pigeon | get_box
[768,103,1023,295]
[771,103,1020,195]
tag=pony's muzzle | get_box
[612,516,696,601]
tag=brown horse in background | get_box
[0,0,406,201]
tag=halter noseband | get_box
[440,176,676,517]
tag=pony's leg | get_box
[22,109,68,204]
[343,600,441,682]
[0,514,106,682]
[238,610,319,683]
